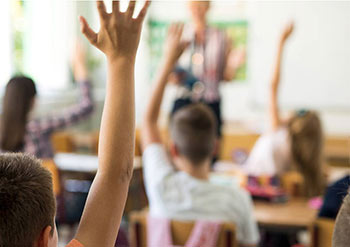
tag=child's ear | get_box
[37,226,51,247]
[169,142,179,158]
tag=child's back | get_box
[143,143,258,243]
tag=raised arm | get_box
[269,22,294,131]
[74,1,150,246]
[28,43,94,135]
[141,23,189,149]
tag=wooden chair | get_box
[129,210,237,247]
[310,218,335,247]
[42,159,61,196]
[280,171,305,197]
[51,132,75,153]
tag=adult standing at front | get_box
[170,1,243,137]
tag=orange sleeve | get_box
[66,239,84,247]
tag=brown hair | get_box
[170,103,217,164]
[0,153,56,247]
[288,111,325,198]
[0,76,37,152]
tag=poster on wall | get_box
[148,19,248,82]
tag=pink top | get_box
[147,215,222,247]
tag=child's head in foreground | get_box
[0,153,57,247]
[169,103,217,169]
[333,192,350,247]
[287,110,325,197]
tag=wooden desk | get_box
[254,199,317,230]
[54,153,147,215]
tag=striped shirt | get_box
[5,80,93,159]
[143,143,260,246]
[178,26,228,103]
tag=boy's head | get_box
[333,193,350,247]
[170,103,217,166]
[0,153,57,247]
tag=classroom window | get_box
[0,0,12,85]
[7,0,77,92]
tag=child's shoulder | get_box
[66,239,84,247]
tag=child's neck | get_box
[178,158,211,180]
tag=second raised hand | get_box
[280,22,294,44]
[79,0,151,60]
[164,23,190,65]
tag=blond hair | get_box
[288,111,325,198]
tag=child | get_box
[244,22,325,198]
[319,175,350,218]
[0,44,93,159]
[0,1,150,246]
[332,192,350,247]
[141,23,259,247]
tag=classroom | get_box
[0,1,349,247]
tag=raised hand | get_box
[164,23,190,66]
[280,21,294,43]
[72,42,88,82]
[79,0,150,60]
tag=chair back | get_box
[280,171,305,197]
[129,210,237,247]
[42,159,61,196]
[311,218,335,247]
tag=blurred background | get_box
[1,0,349,135]
[1,1,349,246]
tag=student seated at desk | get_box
[141,24,259,247]
[0,1,150,246]
[0,44,93,159]
[319,175,350,219]
[244,22,325,198]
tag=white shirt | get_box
[244,128,292,176]
[143,143,260,245]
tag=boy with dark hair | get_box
[0,1,150,246]
[333,193,350,247]
[142,23,259,247]
[0,154,57,247]
[170,103,217,164]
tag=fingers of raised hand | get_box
[126,1,136,18]
[112,0,120,14]
[137,1,151,22]
[111,1,150,25]
[168,22,184,39]
[96,1,108,21]
[79,16,98,46]
[284,21,294,36]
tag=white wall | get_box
[0,0,12,85]
[23,1,77,92]
[5,1,348,135]
[136,1,350,135]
